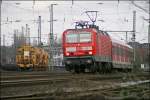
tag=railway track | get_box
[1,72,70,81]
[1,72,149,83]
[1,70,67,76]
[1,71,149,99]
[1,80,149,100]
[0,77,74,87]
[1,70,148,78]
[1,71,149,86]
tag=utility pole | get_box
[28,27,30,45]
[3,34,5,51]
[132,11,136,42]
[14,30,17,64]
[0,0,2,66]
[26,24,28,45]
[21,26,24,35]
[125,32,128,43]
[132,10,136,69]
[3,34,5,64]
[25,24,30,45]
[49,4,57,71]
[38,16,41,47]
[148,20,150,43]
[21,26,25,44]
[148,20,150,69]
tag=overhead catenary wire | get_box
[2,2,33,12]
[131,1,149,14]
[1,1,148,45]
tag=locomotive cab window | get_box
[66,32,91,43]
[66,33,78,43]
[79,32,91,42]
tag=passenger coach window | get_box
[79,33,91,42]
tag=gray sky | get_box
[1,0,149,46]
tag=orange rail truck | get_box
[16,45,48,71]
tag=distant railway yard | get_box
[0,70,149,100]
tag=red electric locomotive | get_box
[62,21,133,73]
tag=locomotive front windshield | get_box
[66,33,78,43]
[66,32,91,43]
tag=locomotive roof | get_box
[98,30,132,48]
[98,30,130,48]
[110,37,132,49]
[64,28,132,49]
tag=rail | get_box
[1,80,149,100]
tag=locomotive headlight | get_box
[66,52,70,56]
[88,51,93,55]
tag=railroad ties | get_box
[0,71,149,100]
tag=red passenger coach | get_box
[62,22,133,73]
[111,38,133,70]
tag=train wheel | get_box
[101,63,111,73]
[101,63,105,74]
[65,66,71,71]
[98,63,103,74]
[107,63,112,73]
[74,66,80,73]
[128,68,132,72]
[103,63,109,74]
[80,66,85,73]
[90,63,97,73]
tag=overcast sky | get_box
[1,0,149,46]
